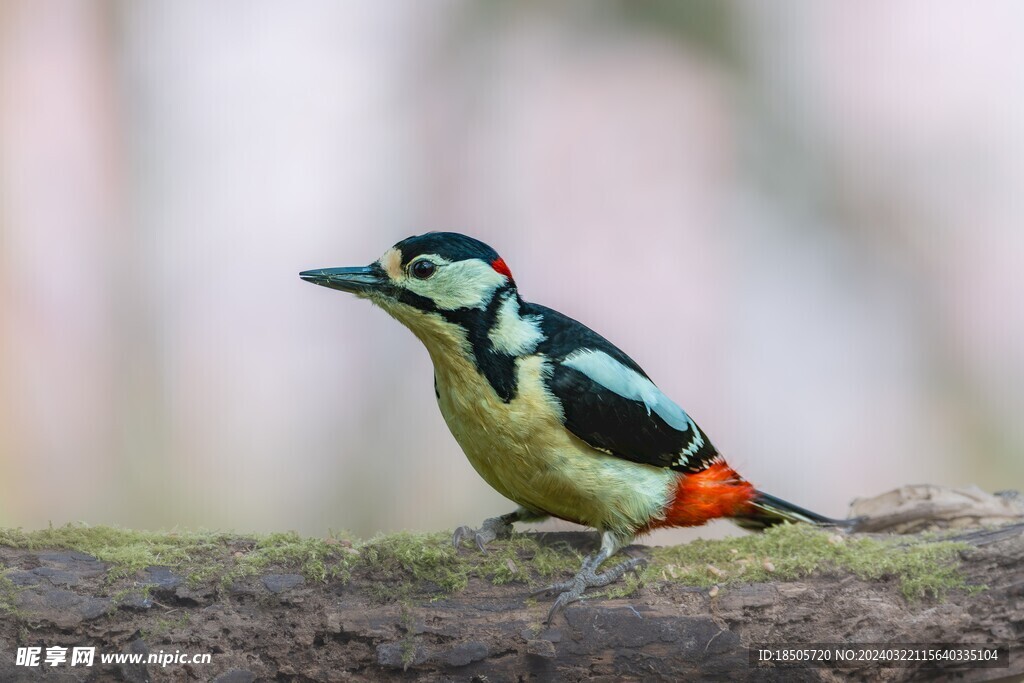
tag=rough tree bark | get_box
[0,487,1021,682]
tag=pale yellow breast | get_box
[430,339,673,536]
[374,300,674,534]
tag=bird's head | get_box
[300,232,519,348]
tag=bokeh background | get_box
[1,1,1021,545]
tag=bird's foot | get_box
[452,514,515,553]
[533,554,647,623]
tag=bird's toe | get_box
[451,525,474,549]
[452,515,513,553]
[546,585,586,624]
[535,555,646,624]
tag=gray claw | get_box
[547,590,582,624]
[451,526,470,549]
[538,556,647,624]
[452,515,512,553]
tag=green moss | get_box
[0,523,974,602]
[356,531,578,599]
[652,523,971,599]
[0,524,228,580]
[228,532,354,584]
[398,604,419,669]
[0,524,576,597]
[359,532,464,593]
[0,572,19,615]
[0,523,357,587]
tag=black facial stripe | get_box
[437,283,518,402]
[393,286,440,313]
[390,274,519,402]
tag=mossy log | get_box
[0,487,1021,682]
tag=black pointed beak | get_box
[299,265,385,294]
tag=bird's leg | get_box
[533,531,646,623]
[452,506,547,553]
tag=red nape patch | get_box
[491,257,513,280]
[642,462,757,531]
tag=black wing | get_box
[528,303,719,473]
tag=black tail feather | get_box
[732,490,856,532]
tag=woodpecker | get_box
[300,232,848,620]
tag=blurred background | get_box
[1,1,1021,544]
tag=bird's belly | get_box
[433,354,673,534]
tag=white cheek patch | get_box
[488,294,545,355]
[407,258,507,311]
[562,349,702,443]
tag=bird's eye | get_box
[411,260,436,279]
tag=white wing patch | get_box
[562,348,704,465]
[488,294,545,355]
